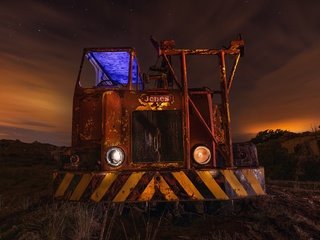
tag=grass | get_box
[0,163,53,195]
[1,157,320,240]
[19,203,102,240]
[0,162,53,219]
[2,198,244,240]
[12,202,168,240]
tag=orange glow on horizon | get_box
[245,118,319,135]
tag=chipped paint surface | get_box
[104,91,122,147]
[80,117,95,140]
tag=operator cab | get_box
[78,48,143,90]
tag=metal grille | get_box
[132,110,183,163]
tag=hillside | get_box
[251,129,320,181]
[0,139,58,165]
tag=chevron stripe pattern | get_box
[53,168,265,202]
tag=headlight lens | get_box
[106,147,125,167]
[70,154,80,165]
[193,146,211,164]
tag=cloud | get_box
[0,0,320,145]
[232,42,320,136]
[0,62,72,145]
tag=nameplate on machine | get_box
[140,94,174,103]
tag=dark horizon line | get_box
[1,128,316,147]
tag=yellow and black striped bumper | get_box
[53,168,265,202]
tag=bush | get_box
[257,139,297,180]
[252,130,320,181]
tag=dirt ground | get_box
[127,186,320,240]
[1,173,319,240]
[0,161,319,239]
[156,186,320,239]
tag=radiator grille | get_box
[132,110,183,163]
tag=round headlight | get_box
[106,147,125,167]
[70,154,80,165]
[193,146,211,164]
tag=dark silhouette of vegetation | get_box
[0,139,57,165]
[251,129,297,144]
[298,160,320,181]
[251,129,320,181]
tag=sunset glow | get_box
[245,119,319,136]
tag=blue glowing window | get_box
[132,55,140,85]
[86,51,142,87]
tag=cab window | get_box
[79,50,142,90]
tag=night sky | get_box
[0,0,319,146]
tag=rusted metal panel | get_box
[101,90,183,171]
[233,142,259,167]
[103,91,124,147]
[71,89,104,170]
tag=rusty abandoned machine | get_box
[53,37,265,202]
